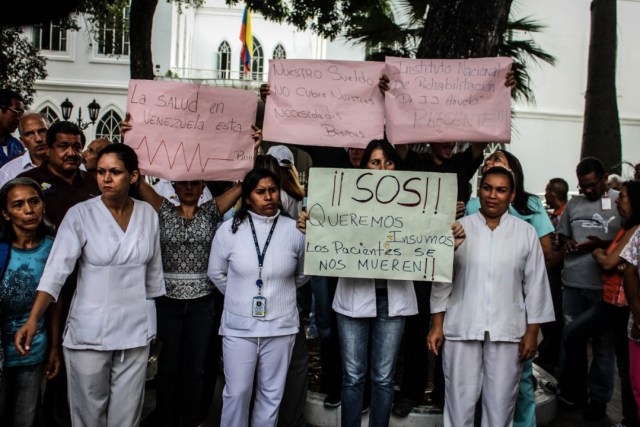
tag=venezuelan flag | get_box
[240,7,252,75]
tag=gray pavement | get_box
[142,340,627,427]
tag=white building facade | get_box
[22,0,640,193]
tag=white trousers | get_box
[443,337,522,427]
[221,334,296,427]
[64,345,149,427]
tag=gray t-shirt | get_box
[557,189,622,290]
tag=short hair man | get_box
[82,137,111,176]
[19,120,99,228]
[555,157,622,419]
[428,166,554,426]
[536,177,569,373]
[0,112,50,187]
[0,89,27,166]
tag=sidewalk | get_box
[143,340,625,427]
[304,364,557,427]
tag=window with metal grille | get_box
[33,20,67,51]
[97,5,130,56]
[273,43,286,59]
[239,37,264,81]
[217,41,232,79]
[39,106,60,125]
[95,110,123,144]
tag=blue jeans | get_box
[337,294,405,427]
[0,362,44,427]
[155,294,216,427]
[560,287,615,404]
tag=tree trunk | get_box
[581,0,620,174]
[417,0,513,59]
[129,0,158,80]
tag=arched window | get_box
[217,41,231,79]
[273,43,286,59]
[39,106,60,125]
[95,110,123,144]
[239,37,264,81]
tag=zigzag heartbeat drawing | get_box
[132,137,240,172]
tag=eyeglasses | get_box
[5,106,25,116]
[577,182,600,191]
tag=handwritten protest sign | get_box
[384,57,512,144]
[304,168,457,281]
[262,59,385,148]
[124,79,257,181]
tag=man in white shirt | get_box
[0,112,49,187]
[428,166,554,427]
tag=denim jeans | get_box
[155,294,216,427]
[560,287,615,404]
[0,362,44,427]
[337,294,405,427]
[561,299,638,424]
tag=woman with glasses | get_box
[298,139,465,427]
[0,89,27,167]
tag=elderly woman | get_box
[15,144,165,426]
[208,167,306,427]
[0,177,58,426]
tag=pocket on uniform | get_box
[66,305,103,346]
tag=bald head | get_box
[83,138,111,171]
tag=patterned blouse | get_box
[159,199,221,299]
[620,228,640,342]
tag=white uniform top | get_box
[431,211,555,343]
[208,210,307,338]
[332,278,418,318]
[152,178,213,206]
[0,151,36,187]
[38,196,165,350]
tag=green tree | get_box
[345,0,555,103]
[580,0,620,173]
[0,27,47,106]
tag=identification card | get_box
[602,197,612,210]
[252,296,266,317]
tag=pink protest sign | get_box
[262,59,385,148]
[124,79,257,181]
[384,57,512,144]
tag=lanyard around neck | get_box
[248,215,279,290]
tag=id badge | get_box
[252,296,266,317]
[602,197,612,210]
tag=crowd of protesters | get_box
[0,79,640,427]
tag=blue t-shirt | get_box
[0,236,54,367]
[465,196,554,238]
